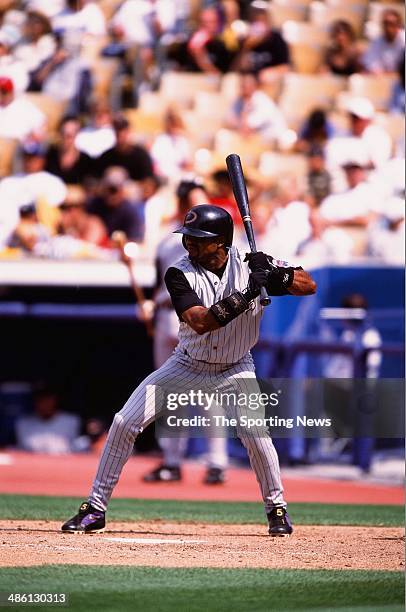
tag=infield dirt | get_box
[0,520,404,571]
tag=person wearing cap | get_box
[306,156,380,260]
[325,96,392,192]
[8,201,51,252]
[0,75,45,140]
[363,8,405,74]
[233,1,290,83]
[92,113,154,182]
[87,166,144,242]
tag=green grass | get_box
[0,494,403,526]
[0,566,403,612]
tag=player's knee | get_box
[111,413,138,442]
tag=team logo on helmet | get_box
[185,210,198,224]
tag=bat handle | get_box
[260,285,271,307]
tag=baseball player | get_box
[62,205,316,536]
[144,179,229,485]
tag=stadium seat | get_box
[289,43,326,74]
[278,73,347,127]
[269,4,308,28]
[92,57,121,101]
[282,21,329,46]
[258,151,308,185]
[98,0,122,20]
[309,1,367,35]
[0,137,17,178]
[159,72,221,108]
[123,109,164,139]
[348,73,398,111]
[214,129,266,165]
[22,93,67,134]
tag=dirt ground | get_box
[0,520,404,571]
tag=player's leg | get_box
[222,360,293,536]
[61,353,189,533]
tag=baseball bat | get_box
[226,153,271,306]
[112,231,154,337]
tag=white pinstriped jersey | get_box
[171,246,263,364]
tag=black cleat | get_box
[143,465,182,482]
[61,501,105,534]
[203,467,225,485]
[267,507,293,537]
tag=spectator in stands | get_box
[87,166,144,242]
[234,0,290,83]
[45,115,93,184]
[28,29,92,114]
[0,25,29,93]
[75,100,115,158]
[295,108,335,154]
[140,174,171,249]
[92,113,154,182]
[150,107,192,182]
[0,140,66,213]
[14,11,56,79]
[15,382,81,454]
[322,20,362,76]
[265,176,312,259]
[57,185,107,246]
[307,158,379,261]
[209,168,242,228]
[362,8,405,74]
[8,201,51,252]
[52,0,106,38]
[325,97,392,192]
[389,54,405,114]
[306,145,332,207]
[225,70,288,144]
[0,76,46,140]
[169,5,238,74]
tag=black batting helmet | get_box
[174,205,234,248]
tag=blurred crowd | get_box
[0,0,404,267]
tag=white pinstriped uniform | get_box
[153,231,228,469]
[89,246,286,514]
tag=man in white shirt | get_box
[325,97,392,192]
[0,141,66,247]
[363,9,405,74]
[0,76,46,140]
[226,71,289,144]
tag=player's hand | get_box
[247,269,270,299]
[244,251,273,272]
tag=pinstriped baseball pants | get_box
[90,349,286,514]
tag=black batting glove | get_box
[244,251,274,272]
[245,269,270,300]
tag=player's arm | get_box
[164,267,221,334]
[164,267,265,334]
[245,252,317,297]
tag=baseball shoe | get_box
[267,507,293,537]
[61,501,105,534]
[203,467,225,485]
[143,464,182,482]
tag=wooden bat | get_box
[112,231,154,336]
[226,153,271,306]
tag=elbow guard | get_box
[209,291,251,327]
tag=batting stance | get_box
[62,205,316,536]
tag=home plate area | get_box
[0,520,403,571]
